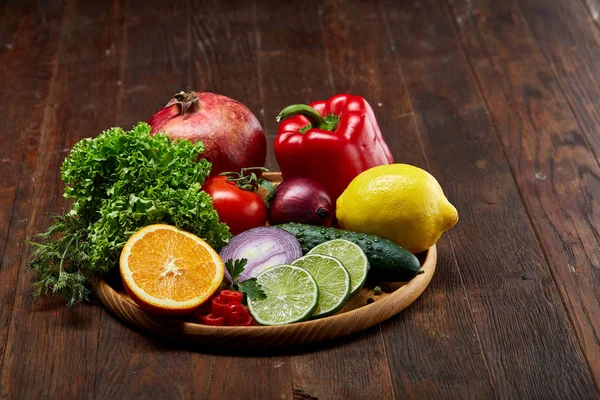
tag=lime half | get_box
[308,239,369,295]
[247,264,318,326]
[292,255,351,318]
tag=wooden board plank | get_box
[190,1,264,117]
[0,0,123,398]
[448,0,600,388]
[92,1,195,399]
[188,2,293,398]
[0,0,65,382]
[254,1,395,399]
[111,1,191,130]
[189,0,271,169]
[0,0,13,257]
[288,334,394,400]
[382,0,597,397]
[192,354,293,400]
[0,3,7,53]
[517,0,600,163]
[254,0,332,135]
[580,0,600,26]
[319,0,497,398]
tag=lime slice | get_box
[308,239,369,295]
[292,254,351,318]
[247,264,318,325]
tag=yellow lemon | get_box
[336,164,458,254]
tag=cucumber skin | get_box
[278,223,422,282]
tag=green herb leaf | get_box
[225,258,247,282]
[237,278,266,301]
[225,258,266,301]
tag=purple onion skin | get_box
[268,177,333,227]
[220,227,303,282]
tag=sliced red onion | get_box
[220,226,303,282]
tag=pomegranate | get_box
[147,91,266,176]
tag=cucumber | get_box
[277,223,423,282]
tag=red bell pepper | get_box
[275,94,393,201]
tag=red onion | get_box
[268,177,333,226]
[147,91,266,176]
[220,227,303,282]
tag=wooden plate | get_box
[93,172,437,347]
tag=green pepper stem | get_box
[276,104,330,130]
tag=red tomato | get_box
[203,176,267,235]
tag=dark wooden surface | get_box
[0,0,599,398]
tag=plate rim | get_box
[93,244,437,347]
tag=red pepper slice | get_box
[220,289,243,304]
[199,313,226,326]
[226,303,253,326]
[211,295,228,318]
[191,300,212,322]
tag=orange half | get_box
[119,224,224,315]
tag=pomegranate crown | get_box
[165,91,199,115]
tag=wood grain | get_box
[0,0,123,398]
[0,0,65,386]
[253,0,340,173]
[190,0,263,117]
[0,5,5,38]
[253,1,397,398]
[192,355,292,400]
[320,1,497,398]
[188,2,293,399]
[1,0,600,398]
[254,0,333,137]
[448,0,600,388]
[91,1,196,399]
[382,0,598,397]
[581,0,600,19]
[517,0,600,163]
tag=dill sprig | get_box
[28,213,91,307]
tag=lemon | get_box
[336,164,458,254]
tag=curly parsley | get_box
[28,122,231,306]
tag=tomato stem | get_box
[220,167,268,192]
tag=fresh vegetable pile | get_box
[28,91,458,329]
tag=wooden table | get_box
[1,0,599,398]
